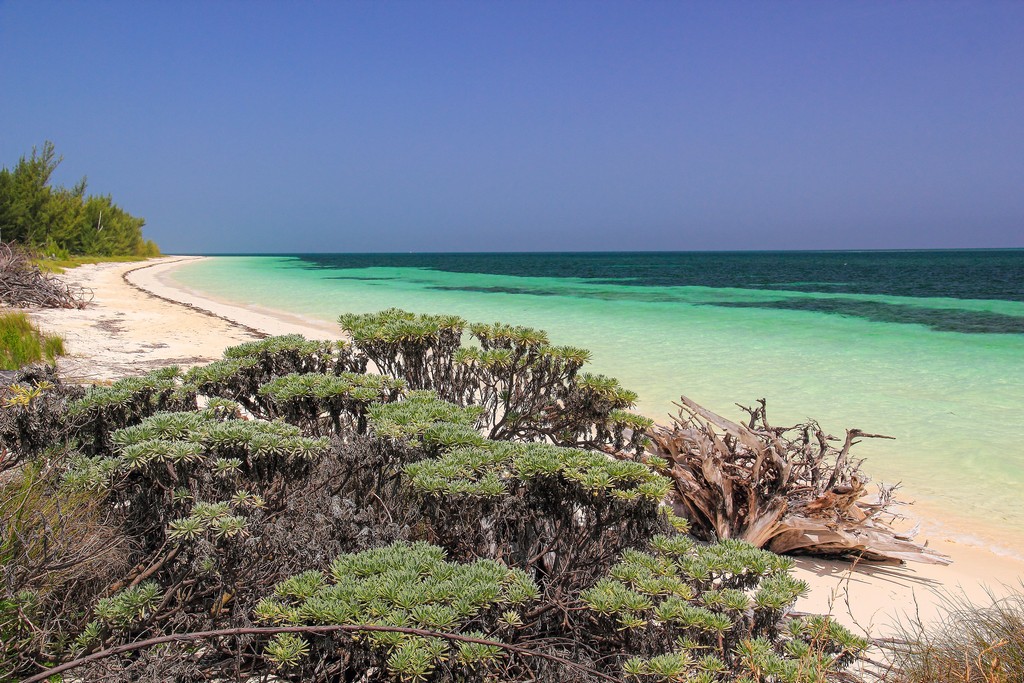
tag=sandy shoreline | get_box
[22,256,1024,633]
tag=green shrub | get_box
[400,435,671,592]
[405,441,667,500]
[255,541,538,680]
[259,372,406,435]
[33,254,152,274]
[7,312,875,683]
[367,390,484,452]
[223,334,336,365]
[67,367,194,454]
[106,408,330,488]
[0,365,83,463]
[338,308,465,393]
[184,335,358,417]
[582,537,865,682]
[49,405,335,662]
[340,310,649,453]
[0,312,64,370]
[1,448,128,677]
[134,239,161,258]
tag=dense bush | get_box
[67,366,194,454]
[1,443,128,678]
[183,334,355,418]
[367,390,486,455]
[580,537,867,681]
[260,371,406,435]
[340,309,651,454]
[339,309,464,394]
[0,364,82,466]
[1,320,872,683]
[255,541,540,680]
[403,439,670,594]
[0,142,158,257]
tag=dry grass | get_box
[880,586,1024,683]
[1,455,129,595]
[1,453,130,678]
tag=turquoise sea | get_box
[171,251,1024,551]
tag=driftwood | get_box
[648,395,951,565]
[0,242,91,309]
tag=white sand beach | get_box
[26,256,335,382]
[23,256,1024,635]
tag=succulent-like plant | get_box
[259,372,405,435]
[255,541,536,679]
[367,391,484,454]
[405,441,668,501]
[68,367,195,454]
[339,311,649,455]
[0,366,84,463]
[264,632,310,668]
[339,309,465,395]
[106,410,329,483]
[59,452,122,493]
[183,335,352,417]
[401,439,672,589]
[10,311,878,683]
[580,534,862,682]
[93,581,163,629]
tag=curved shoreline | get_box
[126,256,340,340]
[121,258,270,340]
[26,255,1024,632]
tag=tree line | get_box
[0,142,159,257]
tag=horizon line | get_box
[175,247,1024,257]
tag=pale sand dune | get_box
[24,256,1024,634]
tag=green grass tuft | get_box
[0,312,66,370]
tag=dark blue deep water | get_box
[285,250,1024,334]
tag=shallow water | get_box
[171,251,1024,548]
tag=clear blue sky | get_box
[2,1,1022,253]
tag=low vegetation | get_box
[879,587,1024,683]
[34,254,152,274]
[1,310,1008,682]
[339,309,651,454]
[0,312,64,370]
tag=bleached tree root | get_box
[648,395,951,565]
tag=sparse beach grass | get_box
[880,586,1024,683]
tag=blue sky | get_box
[1,1,1022,253]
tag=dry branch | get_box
[21,623,622,683]
[648,395,951,565]
[0,242,91,309]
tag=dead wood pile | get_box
[648,395,951,565]
[0,242,90,309]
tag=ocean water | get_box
[171,251,1024,549]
